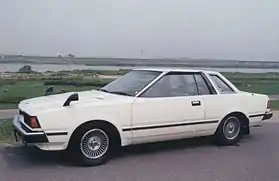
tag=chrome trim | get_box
[202,72,220,95]
[122,120,219,131]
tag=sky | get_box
[1,0,279,61]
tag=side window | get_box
[210,74,234,93]
[194,74,211,95]
[141,73,198,98]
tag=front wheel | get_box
[215,115,243,145]
[72,127,111,166]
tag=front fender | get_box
[66,107,132,147]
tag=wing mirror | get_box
[63,93,79,107]
[45,86,66,96]
[45,86,54,96]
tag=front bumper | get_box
[12,115,49,144]
[262,112,273,120]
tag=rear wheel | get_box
[215,115,243,145]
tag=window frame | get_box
[101,69,162,97]
[193,74,212,95]
[137,71,217,98]
[208,74,236,94]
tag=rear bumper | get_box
[262,112,273,120]
[12,115,49,144]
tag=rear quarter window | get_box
[209,74,235,93]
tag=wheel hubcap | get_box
[80,129,109,159]
[223,117,240,140]
[88,136,101,151]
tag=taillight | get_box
[30,116,40,128]
[267,100,271,109]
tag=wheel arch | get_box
[67,120,122,150]
[217,111,250,133]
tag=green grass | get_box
[271,100,279,110]
[223,72,279,95]
[0,103,17,109]
[0,119,13,141]
[0,80,105,109]
[1,71,279,109]
[235,84,279,95]
[0,80,97,99]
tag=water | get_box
[0,63,279,73]
[0,63,122,72]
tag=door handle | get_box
[191,100,201,106]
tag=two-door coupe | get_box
[13,68,273,166]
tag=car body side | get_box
[14,70,270,151]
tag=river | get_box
[0,63,279,73]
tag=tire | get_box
[71,125,112,166]
[243,125,250,135]
[215,115,243,146]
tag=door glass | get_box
[141,73,198,97]
[194,74,211,95]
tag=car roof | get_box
[134,67,218,74]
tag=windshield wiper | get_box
[98,88,110,93]
[98,89,132,96]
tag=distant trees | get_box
[68,53,75,58]
[57,53,75,59]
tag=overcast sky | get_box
[1,0,279,61]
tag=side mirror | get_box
[45,86,54,96]
[63,93,79,107]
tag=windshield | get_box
[100,70,161,96]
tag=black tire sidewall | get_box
[216,115,243,146]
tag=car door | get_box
[130,72,209,144]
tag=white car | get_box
[13,68,273,166]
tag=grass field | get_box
[0,80,98,109]
[223,72,279,95]
[0,119,13,141]
[271,100,279,110]
[1,71,279,109]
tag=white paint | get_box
[13,69,270,151]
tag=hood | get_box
[18,90,132,114]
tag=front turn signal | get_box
[30,117,40,128]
